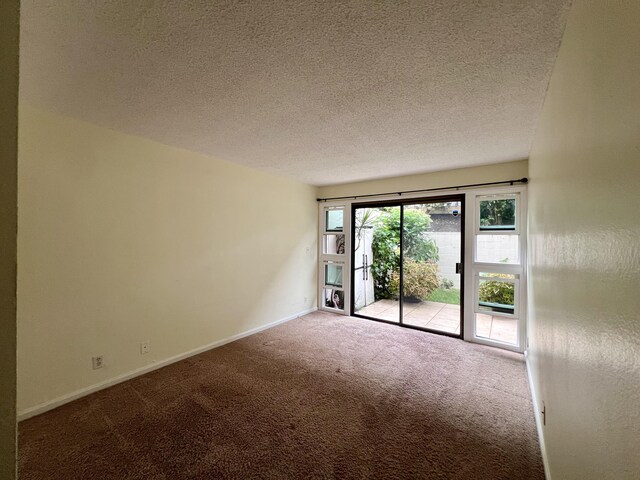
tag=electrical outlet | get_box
[304,296,308,304]
[140,341,150,355]
[542,401,546,426]
[92,356,104,370]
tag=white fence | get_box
[428,232,462,289]
[354,231,517,302]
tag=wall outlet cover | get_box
[92,356,104,369]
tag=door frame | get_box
[349,194,465,339]
[317,184,527,354]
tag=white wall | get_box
[428,232,461,289]
[0,0,19,477]
[17,106,318,415]
[527,1,640,478]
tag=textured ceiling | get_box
[20,1,570,186]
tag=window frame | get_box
[464,185,527,353]
[474,272,520,319]
[475,193,520,235]
[323,206,345,234]
[322,261,344,289]
[318,203,350,314]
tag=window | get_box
[319,204,347,313]
[478,197,516,231]
[470,190,525,350]
[323,234,345,255]
[475,235,519,264]
[325,208,344,233]
[324,262,343,288]
[475,194,520,265]
[323,288,344,310]
[476,272,517,315]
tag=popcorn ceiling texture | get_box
[20,1,570,186]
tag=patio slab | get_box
[356,299,518,344]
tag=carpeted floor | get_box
[19,311,544,479]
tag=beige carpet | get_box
[19,311,544,479]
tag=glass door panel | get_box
[353,206,400,323]
[402,200,463,336]
[474,272,518,345]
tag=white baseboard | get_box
[18,307,317,421]
[525,352,551,480]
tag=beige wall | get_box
[17,106,318,414]
[317,160,528,199]
[527,1,640,479]
[0,0,19,478]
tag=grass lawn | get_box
[427,288,460,305]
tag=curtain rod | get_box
[316,177,528,202]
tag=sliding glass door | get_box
[353,206,401,323]
[401,200,463,335]
[352,196,464,337]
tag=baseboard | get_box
[525,352,551,480]
[18,307,317,421]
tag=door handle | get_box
[362,254,366,280]
[456,263,463,274]
[365,255,369,280]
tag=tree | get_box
[480,199,515,227]
[370,208,439,299]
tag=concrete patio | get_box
[356,299,517,344]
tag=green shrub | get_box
[389,260,440,301]
[440,278,454,290]
[371,208,439,299]
[479,276,514,305]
